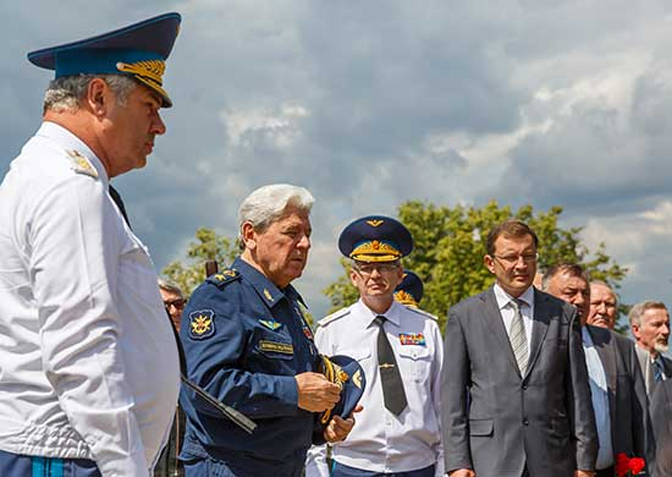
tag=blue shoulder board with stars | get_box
[206,268,240,289]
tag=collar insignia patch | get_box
[259,319,282,331]
[189,309,215,340]
[399,333,426,346]
[263,289,274,302]
[66,150,98,179]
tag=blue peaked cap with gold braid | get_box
[394,270,424,307]
[338,215,413,263]
[27,12,181,107]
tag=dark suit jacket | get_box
[586,325,648,460]
[442,287,597,477]
[650,379,672,477]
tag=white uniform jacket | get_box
[0,122,181,476]
[305,299,444,476]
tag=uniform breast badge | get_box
[259,319,282,331]
[399,333,426,346]
[189,309,215,340]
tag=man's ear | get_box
[484,255,496,274]
[631,323,642,340]
[85,78,110,117]
[241,222,257,251]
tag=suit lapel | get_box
[589,325,617,431]
[482,288,521,377]
[524,289,551,380]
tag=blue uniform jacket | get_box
[179,257,323,475]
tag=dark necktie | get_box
[109,185,131,228]
[653,356,665,383]
[374,315,408,416]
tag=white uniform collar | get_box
[36,121,110,185]
[493,283,535,310]
[357,298,404,329]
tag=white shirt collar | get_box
[493,283,535,311]
[357,298,403,328]
[36,121,110,185]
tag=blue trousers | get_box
[0,449,101,477]
[332,461,435,477]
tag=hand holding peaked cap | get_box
[27,12,181,107]
[316,355,366,434]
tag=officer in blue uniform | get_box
[179,184,356,477]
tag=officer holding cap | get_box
[179,184,357,477]
[306,216,444,477]
[0,13,182,476]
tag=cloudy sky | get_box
[3,1,672,322]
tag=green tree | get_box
[323,200,628,332]
[161,228,239,298]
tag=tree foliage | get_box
[323,200,628,332]
[161,228,239,298]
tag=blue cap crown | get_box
[338,215,413,263]
[27,12,181,107]
[394,270,424,307]
[317,355,366,431]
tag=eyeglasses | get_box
[354,263,400,277]
[164,298,186,311]
[493,252,539,265]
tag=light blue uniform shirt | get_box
[582,327,614,469]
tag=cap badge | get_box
[366,219,384,227]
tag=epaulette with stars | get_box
[206,269,240,289]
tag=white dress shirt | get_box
[305,299,444,477]
[0,122,180,476]
[582,328,614,470]
[493,284,535,356]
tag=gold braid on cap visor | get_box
[349,240,401,262]
[116,59,169,101]
[319,355,349,425]
[394,290,419,308]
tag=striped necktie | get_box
[509,299,528,375]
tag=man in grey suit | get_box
[650,379,672,476]
[629,301,672,396]
[544,264,649,475]
[443,220,597,477]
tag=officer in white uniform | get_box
[0,13,182,477]
[306,216,444,477]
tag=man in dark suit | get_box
[544,264,649,476]
[442,220,597,477]
[650,379,672,476]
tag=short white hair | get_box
[43,74,137,113]
[238,184,314,239]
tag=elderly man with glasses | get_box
[306,216,444,477]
